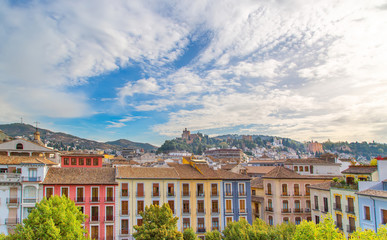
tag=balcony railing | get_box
[75,197,85,203]
[239,209,247,214]
[347,225,356,233]
[211,191,218,197]
[121,191,129,197]
[321,207,329,213]
[211,208,219,213]
[334,204,342,211]
[182,208,190,214]
[5,218,19,225]
[293,192,302,197]
[225,192,232,196]
[105,215,114,222]
[0,173,21,183]
[305,192,310,196]
[197,209,206,214]
[197,192,205,197]
[121,229,129,235]
[305,208,311,213]
[281,193,290,197]
[121,210,129,216]
[182,191,190,197]
[105,196,114,202]
[346,206,355,214]
[136,192,144,197]
[281,208,292,213]
[90,215,99,222]
[294,208,303,213]
[197,228,206,233]
[21,176,41,182]
[152,192,160,197]
[23,198,37,203]
[167,192,175,197]
[6,197,20,205]
[90,197,99,203]
[265,192,272,196]
[225,209,234,214]
[212,226,219,231]
[265,207,273,212]
[335,222,343,231]
[239,191,246,196]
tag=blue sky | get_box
[1,0,387,146]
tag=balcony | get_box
[281,193,290,197]
[121,229,129,235]
[265,207,273,212]
[152,192,160,197]
[0,173,21,183]
[23,198,37,204]
[121,191,129,198]
[211,191,219,197]
[265,192,272,196]
[211,208,219,214]
[75,197,85,203]
[304,192,310,196]
[305,208,311,213]
[182,191,190,197]
[182,209,190,215]
[334,204,342,211]
[197,228,206,233]
[197,209,206,215]
[225,209,234,214]
[294,208,303,213]
[281,208,292,214]
[105,196,114,202]
[121,210,129,216]
[239,209,247,214]
[6,197,20,205]
[239,191,246,197]
[335,222,343,231]
[90,215,99,222]
[321,208,329,214]
[5,218,19,225]
[167,192,175,197]
[293,193,302,197]
[21,176,41,182]
[212,226,219,231]
[347,225,356,233]
[197,192,205,197]
[90,197,100,203]
[105,215,114,222]
[136,192,144,197]
[346,206,355,214]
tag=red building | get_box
[61,154,104,168]
[43,167,117,240]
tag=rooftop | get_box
[341,165,378,174]
[263,166,336,179]
[356,189,387,198]
[43,168,116,185]
[0,156,57,165]
[285,158,340,166]
[309,181,332,191]
[245,166,276,174]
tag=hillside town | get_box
[0,127,386,239]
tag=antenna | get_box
[20,117,23,124]
[33,121,40,131]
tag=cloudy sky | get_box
[1,0,387,145]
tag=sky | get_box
[1,0,387,146]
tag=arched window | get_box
[294,166,298,171]
[267,183,272,195]
[16,143,23,150]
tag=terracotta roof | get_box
[251,177,263,188]
[285,158,340,165]
[356,189,387,198]
[262,166,335,179]
[342,166,378,174]
[0,156,57,165]
[117,166,180,179]
[215,169,251,180]
[309,181,332,191]
[61,153,104,157]
[171,163,219,180]
[221,163,238,170]
[43,168,116,184]
[245,166,276,174]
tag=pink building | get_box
[61,154,104,168]
[43,167,117,240]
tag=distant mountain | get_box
[0,123,157,152]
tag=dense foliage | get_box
[4,195,87,240]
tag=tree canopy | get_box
[133,203,183,240]
[5,195,87,240]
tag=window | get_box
[315,215,320,224]
[137,200,144,214]
[226,199,232,213]
[197,218,205,232]
[106,187,114,202]
[305,184,310,196]
[305,166,309,172]
[64,158,69,165]
[306,200,311,211]
[79,206,84,214]
[239,199,246,213]
[91,225,99,240]
[347,197,354,213]
[336,214,342,229]
[211,184,218,196]
[282,200,289,212]
[283,217,289,224]
[197,200,205,213]
[153,200,159,206]
[268,216,273,225]
[197,183,204,197]
[137,218,143,226]
[268,199,272,208]
[121,183,128,197]
[323,197,329,213]
[239,183,246,196]
[335,195,341,210]
[182,183,189,196]
[364,206,370,220]
[240,216,246,221]
[349,216,356,233]
[16,143,23,149]
[91,187,99,202]
[168,200,175,214]
[79,158,84,165]
[267,183,272,195]
[212,217,219,230]
[76,187,84,202]
[86,158,91,166]
[314,196,319,210]
[121,219,129,234]
[153,183,159,197]
[91,206,99,221]
[46,187,53,199]
[93,158,98,166]
[212,200,219,213]
[295,217,301,225]
[61,187,69,197]
[183,218,190,230]
[121,201,129,215]
[294,184,300,196]
[226,217,233,225]
[225,183,232,196]
[252,190,256,196]
[168,183,175,196]
[294,200,301,212]
[106,206,114,221]
[183,200,190,213]
[294,166,298,171]
[71,158,77,165]
[299,166,304,172]
[382,209,387,224]
[137,183,144,197]
[282,184,288,196]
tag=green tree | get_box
[183,228,197,240]
[205,230,222,240]
[6,195,87,240]
[293,220,316,240]
[133,204,183,240]
[274,222,296,240]
[223,218,252,240]
[315,214,345,240]
[350,224,387,240]
[370,158,378,166]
